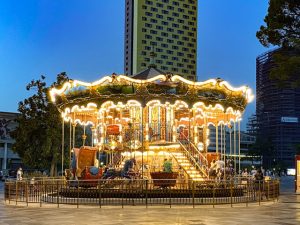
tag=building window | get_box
[151,7,158,12]
[145,0,153,5]
[162,21,168,25]
[161,32,168,37]
[156,14,163,19]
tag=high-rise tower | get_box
[124,0,197,81]
[256,49,300,168]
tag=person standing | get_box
[17,167,23,180]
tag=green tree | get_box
[257,0,300,86]
[11,73,68,175]
[11,73,90,176]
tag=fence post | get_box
[57,180,59,208]
[8,182,11,204]
[121,182,124,209]
[212,185,215,208]
[40,180,42,207]
[258,181,261,206]
[98,180,101,208]
[230,180,233,208]
[26,181,28,207]
[77,180,79,208]
[192,181,195,208]
[277,180,279,202]
[267,181,270,200]
[169,185,172,208]
[145,179,148,208]
[16,181,18,206]
[246,181,248,207]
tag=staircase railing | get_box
[178,133,208,168]
[169,152,190,178]
[178,141,209,178]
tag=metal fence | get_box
[4,177,279,208]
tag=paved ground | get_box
[0,176,299,225]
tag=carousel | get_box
[50,72,253,185]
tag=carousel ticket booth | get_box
[50,73,253,182]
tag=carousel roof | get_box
[49,73,254,116]
[131,67,165,80]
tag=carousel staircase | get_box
[175,138,209,181]
[171,152,205,181]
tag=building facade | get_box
[256,49,300,169]
[0,112,21,170]
[124,0,198,80]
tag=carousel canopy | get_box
[49,73,254,125]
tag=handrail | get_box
[169,152,190,178]
[178,141,208,178]
[179,133,208,167]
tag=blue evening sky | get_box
[0,0,270,129]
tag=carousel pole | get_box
[141,105,144,179]
[229,122,232,157]
[220,123,223,160]
[82,125,86,146]
[233,121,236,174]
[91,126,94,147]
[61,119,64,176]
[223,124,226,163]
[72,123,76,150]
[69,120,72,169]
[215,123,218,155]
[238,119,241,174]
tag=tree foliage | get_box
[257,0,300,86]
[10,73,90,176]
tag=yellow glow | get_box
[149,144,180,150]
[49,82,72,102]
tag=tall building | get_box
[124,0,198,81]
[256,49,300,169]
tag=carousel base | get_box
[57,187,244,199]
[39,188,254,206]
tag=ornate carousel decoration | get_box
[50,72,253,182]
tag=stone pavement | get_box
[0,177,299,225]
